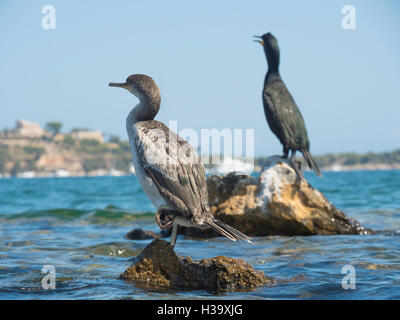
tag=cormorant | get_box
[109,74,252,247]
[254,33,322,177]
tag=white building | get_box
[71,130,104,143]
[14,119,46,138]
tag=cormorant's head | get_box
[109,74,159,100]
[254,32,279,53]
[254,32,280,70]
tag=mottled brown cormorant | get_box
[254,32,322,177]
[109,74,252,247]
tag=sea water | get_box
[0,170,399,299]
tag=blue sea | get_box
[0,170,400,300]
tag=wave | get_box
[0,205,155,224]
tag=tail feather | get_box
[302,149,322,177]
[206,219,253,243]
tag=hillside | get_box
[1,120,399,178]
[0,136,132,177]
[2,137,399,178]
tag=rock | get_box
[205,156,374,236]
[120,239,272,292]
[125,228,163,240]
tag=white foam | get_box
[257,156,295,207]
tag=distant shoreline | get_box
[255,163,400,173]
[1,164,399,180]
[1,119,399,178]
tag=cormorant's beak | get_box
[109,82,130,90]
[253,35,264,45]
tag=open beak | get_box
[109,82,130,90]
[253,35,264,45]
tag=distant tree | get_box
[108,135,120,143]
[83,158,107,172]
[23,146,45,160]
[71,127,90,133]
[45,122,63,135]
[81,139,100,147]
[1,128,10,138]
[118,141,131,152]
[63,135,75,146]
[11,161,20,176]
[0,144,9,173]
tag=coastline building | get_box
[70,130,104,143]
[1,119,48,139]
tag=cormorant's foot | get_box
[155,206,175,231]
[294,160,302,169]
[291,160,304,180]
[170,217,179,249]
[282,147,289,160]
[161,219,173,231]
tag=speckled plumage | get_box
[110,74,252,246]
[132,120,211,226]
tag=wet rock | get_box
[125,228,162,240]
[205,156,374,236]
[120,239,272,292]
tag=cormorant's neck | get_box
[265,47,280,76]
[126,94,161,133]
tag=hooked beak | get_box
[253,35,264,45]
[109,82,130,90]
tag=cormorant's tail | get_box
[206,219,253,243]
[302,149,322,177]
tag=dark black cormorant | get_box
[254,32,322,177]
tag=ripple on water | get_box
[0,172,400,299]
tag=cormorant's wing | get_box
[134,120,210,222]
[264,79,309,148]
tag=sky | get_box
[0,0,399,157]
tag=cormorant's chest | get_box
[128,122,166,208]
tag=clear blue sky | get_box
[1,0,399,156]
